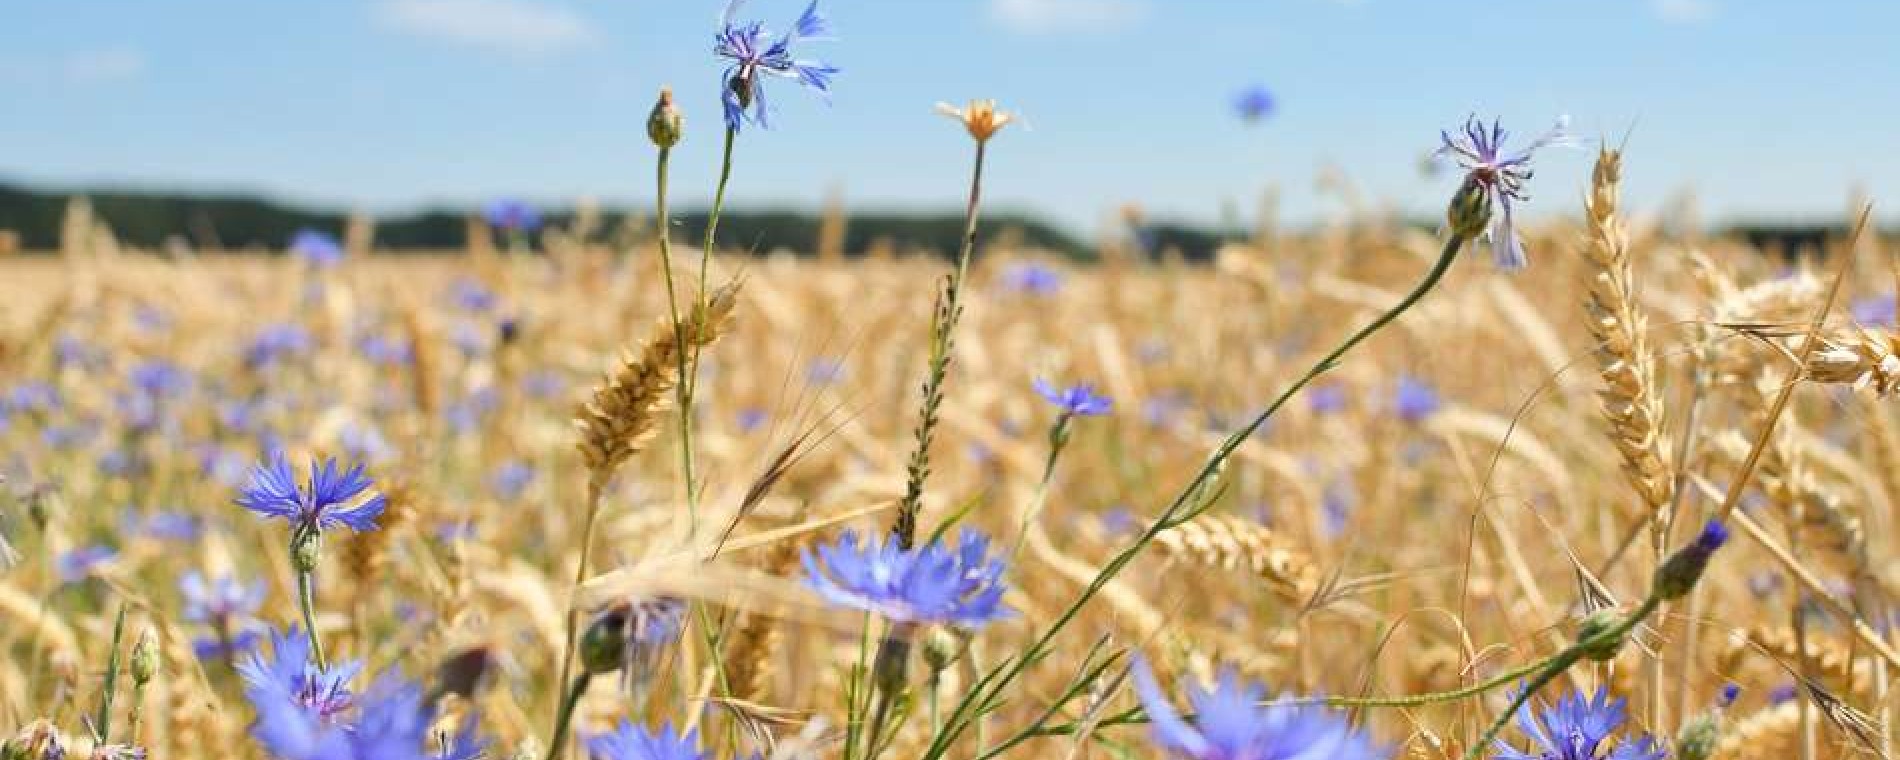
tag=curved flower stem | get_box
[1461,594,1661,760]
[922,234,1468,760]
[682,126,739,538]
[297,568,327,672]
[1020,657,1546,740]
[543,672,593,760]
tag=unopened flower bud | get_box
[579,605,629,676]
[871,624,917,696]
[920,626,968,677]
[647,87,684,149]
[129,626,160,687]
[1654,520,1730,600]
[1573,608,1628,662]
[1446,174,1493,240]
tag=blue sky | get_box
[3,0,1897,235]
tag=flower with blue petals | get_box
[290,230,344,267]
[1002,262,1063,295]
[484,199,541,233]
[804,528,1011,627]
[1851,293,1896,327]
[1233,84,1275,122]
[1394,375,1441,423]
[240,626,486,760]
[583,721,706,760]
[1132,658,1385,760]
[1494,687,1665,760]
[1436,115,1575,269]
[235,451,386,535]
[56,545,117,583]
[182,570,267,659]
[714,0,839,131]
[246,323,314,371]
[1034,378,1112,417]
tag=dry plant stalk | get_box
[575,280,742,495]
[1582,146,1672,516]
[720,529,804,702]
[1152,513,1318,603]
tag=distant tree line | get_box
[0,180,1879,262]
[0,181,1088,259]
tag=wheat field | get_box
[0,142,1896,760]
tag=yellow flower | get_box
[935,99,1014,143]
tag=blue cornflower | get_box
[1851,293,1896,327]
[583,721,706,760]
[235,451,386,534]
[242,626,484,760]
[239,627,360,756]
[1394,375,1441,423]
[56,545,117,583]
[1002,262,1062,295]
[1132,658,1385,760]
[484,198,541,233]
[130,359,191,399]
[806,358,846,385]
[290,229,344,267]
[1307,382,1349,415]
[489,460,534,501]
[1233,84,1274,122]
[1436,115,1576,269]
[804,528,1011,627]
[714,0,839,131]
[1494,687,1664,760]
[123,508,203,541]
[450,277,498,313]
[735,407,769,433]
[357,333,415,367]
[5,381,60,414]
[1034,378,1112,417]
[247,323,314,370]
[182,570,267,659]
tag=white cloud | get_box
[988,0,1150,35]
[375,0,599,55]
[1653,0,1716,24]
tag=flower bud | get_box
[1446,174,1493,240]
[129,626,160,687]
[871,624,917,696]
[290,529,322,573]
[647,87,684,149]
[1573,608,1628,662]
[1654,520,1730,601]
[579,606,629,676]
[920,626,969,677]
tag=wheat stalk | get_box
[1582,146,1673,517]
[575,279,742,496]
[1151,513,1317,604]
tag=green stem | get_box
[297,569,327,672]
[1020,658,1546,740]
[95,604,127,744]
[923,234,1468,760]
[1462,594,1661,760]
[544,672,593,760]
[682,126,739,537]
